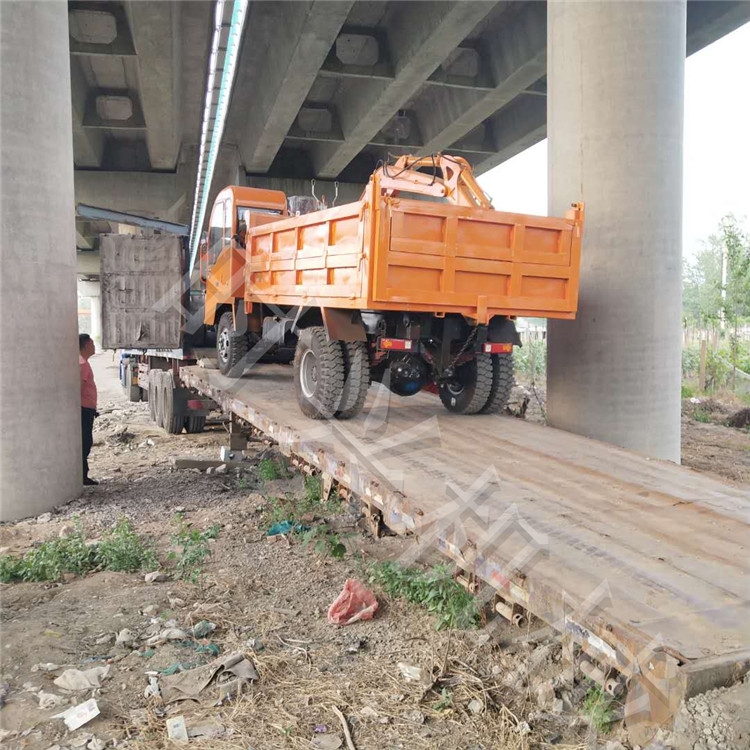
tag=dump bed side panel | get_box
[245,202,367,306]
[372,199,581,320]
[100,234,185,349]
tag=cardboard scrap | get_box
[160,652,258,704]
[53,699,100,730]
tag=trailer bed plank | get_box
[181,364,749,670]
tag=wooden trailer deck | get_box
[181,363,750,730]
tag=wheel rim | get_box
[218,328,230,363]
[299,349,318,399]
[445,380,464,397]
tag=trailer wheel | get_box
[217,311,249,377]
[335,341,370,419]
[480,353,514,413]
[162,373,185,434]
[124,364,141,402]
[154,372,167,428]
[294,327,345,419]
[439,354,493,414]
[184,415,206,434]
[148,371,158,423]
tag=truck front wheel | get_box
[294,327,345,419]
[438,354,493,414]
[217,311,249,377]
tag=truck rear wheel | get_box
[480,353,514,413]
[217,311,249,377]
[439,354,493,415]
[184,415,206,434]
[336,341,370,419]
[294,327,345,419]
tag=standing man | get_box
[79,333,98,486]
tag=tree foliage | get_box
[683,215,750,327]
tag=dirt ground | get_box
[1,355,748,750]
[513,381,750,485]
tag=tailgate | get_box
[372,199,582,321]
[100,234,185,349]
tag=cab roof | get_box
[215,186,287,213]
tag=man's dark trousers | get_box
[81,407,96,480]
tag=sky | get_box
[478,22,750,260]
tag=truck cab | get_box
[201,186,287,330]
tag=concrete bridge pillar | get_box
[546,0,686,462]
[0,1,82,519]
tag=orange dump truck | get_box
[203,155,584,419]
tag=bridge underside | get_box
[70,0,750,249]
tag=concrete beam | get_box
[124,1,182,170]
[415,2,546,157]
[74,170,187,218]
[77,250,100,277]
[686,0,750,55]
[311,1,497,179]
[474,95,547,175]
[237,1,354,174]
[70,58,104,168]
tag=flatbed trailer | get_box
[180,362,750,741]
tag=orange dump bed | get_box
[245,179,583,323]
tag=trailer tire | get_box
[184,415,206,434]
[155,372,169,429]
[162,373,184,434]
[124,365,141,402]
[148,371,158,423]
[217,311,249,377]
[335,341,370,419]
[294,327,345,419]
[439,353,493,414]
[480,353,514,414]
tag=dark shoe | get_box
[83,477,99,486]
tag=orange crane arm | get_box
[372,154,493,209]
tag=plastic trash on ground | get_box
[53,699,100,730]
[327,579,378,626]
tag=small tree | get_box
[718,215,750,389]
[682,241,723,328]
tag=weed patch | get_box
[98,517,158,573]
[301,525,347,559]
[169,516,220,583]
[368,561,480,630]
[0,518,156,583]
[258,458,290,481]
[581,684,615,733]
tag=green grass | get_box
[581,684,615,733]
[300,525,347,559]
[367,561,480,630]
[0,518,156,583]
[97,517,158,573]
[432,687,454,713]
[258,458,291,481]
[681,383,695,399]
[262,474,342,531]
[169,515,220,583]
[693,408,712,423]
